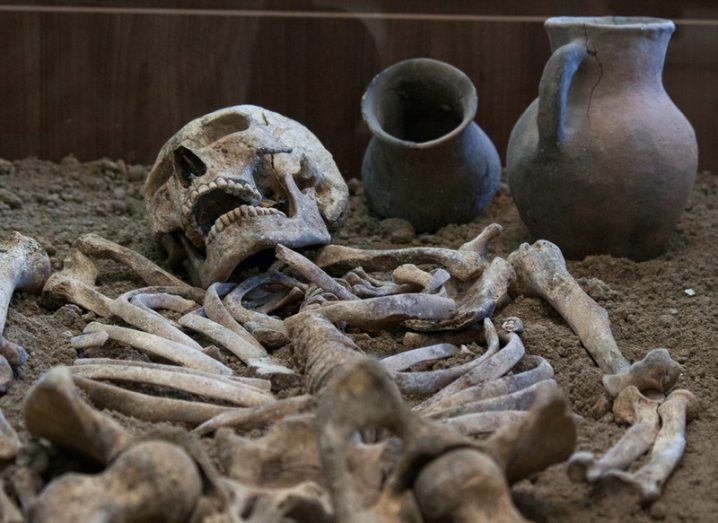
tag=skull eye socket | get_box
[173,146,207,187]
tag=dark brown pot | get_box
[507,17,698,260]
[361,58,501,233]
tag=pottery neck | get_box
[546,17,673,90]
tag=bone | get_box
[428,379,559,419]
[568,386,661,483]
[77,232,188,287]
[69,361,274,407]
[483,382,577,484]
[276,244,358,301]
[418,355,554,414]
[602,348,682,398]
[417,328,525,412]
[0,359,11,396]
[0,338,27,369]
[501,316,524,334]
[405,256,515,331]
[403,323,486,348]
[0,480,22,523]
[204,282,269,352]
[255,286,305,314]
[177,312,297,384]
[444,411,529,436]
[84,321,232,375]
[42,249,112,317]
[315,223,503,281]
[0,232,51,355]
[70,329,109,349]
[391,264,451,293]
[509,240,629,375]
[73,357,270,390]
[380,343,458,373]
[74,376,235,425]
[193,395,313,436]
[110,288,203,350]
[394,319,501,396]
[24,366,131,465]
[344,266,416,297]
[223,273,289,348]
[129,291,197,313]
[29,441,202,523]
[0,409,20,461]
[601,389,699,502]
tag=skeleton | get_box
[1,107,698,520]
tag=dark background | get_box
[1,1,717,177]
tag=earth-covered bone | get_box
[144,105,349,287]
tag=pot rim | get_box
[361,57,478,149]
[545,16,675,32]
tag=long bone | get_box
[69,361,274,407]
[178,312,297,385]
[74,376,235,425]
[72,357,271,390]
[110,287,203,350]
[29,441,202,523]
[42,249,113,317]
[276,244,358,301]
[315,223,504,281]
[601,389,699,503]
[404,256,515,331]
[416,330,526,412]
[83,321,232,375]
[223,272,290,348]
[393,319,500,396]
[77,232,188,287]
[508,240,681,395]
[568,386,661,483]
[24,366,131,465]
[0,232,51,363]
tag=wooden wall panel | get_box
[0,2,717,175]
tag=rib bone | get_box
[568,386,660,483]
[601,389,699,502]
[276,244,357,301]
[380,343,458,373]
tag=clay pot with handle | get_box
[361,58,501,233]
[507,17,698,260]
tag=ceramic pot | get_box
[507,17,698,260]
[361,58,501,233]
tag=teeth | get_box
[208,181,218,190]
[216,179,227,188]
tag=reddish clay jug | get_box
[507,17,698,260]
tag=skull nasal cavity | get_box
[202,112,251,144]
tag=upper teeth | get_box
[206,205,286,243]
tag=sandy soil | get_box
[0,156,715,522]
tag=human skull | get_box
[144,106,349,287]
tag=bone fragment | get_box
[602,348,682,397]
[405,256,515,331]
[315,223,503,281]
[0,360,11,395]
[69,361,274,407]
[380,343,458,373]
[276,244,358,301]
[444,411,528,436]
[344,267,415,297]
[129,291,197,313]
[42,249,112,317]
[501,316,524,334]
[24,366,130,465]
[0,338,27,369]
[256,286,305,314]
[391,264,450,293]
[29,441,202,523]
[509,240,632,377]
[84,322,232,375]
[73,357,270,390]
[0,409,20,461]
[74,376,235,425]
[110,288,203,350]
[193,394,313,436]
[204,282,269,352]
[417,330,525,412]
[601,389,699,502]
[70,329,110,349]
[403,323,486,348]
[568,386,661,483]
[0,232,51,360]
[0,480,22,523]
[77,232,187,287]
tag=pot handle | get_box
[537,40,588,148]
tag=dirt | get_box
[0,156,715,522]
